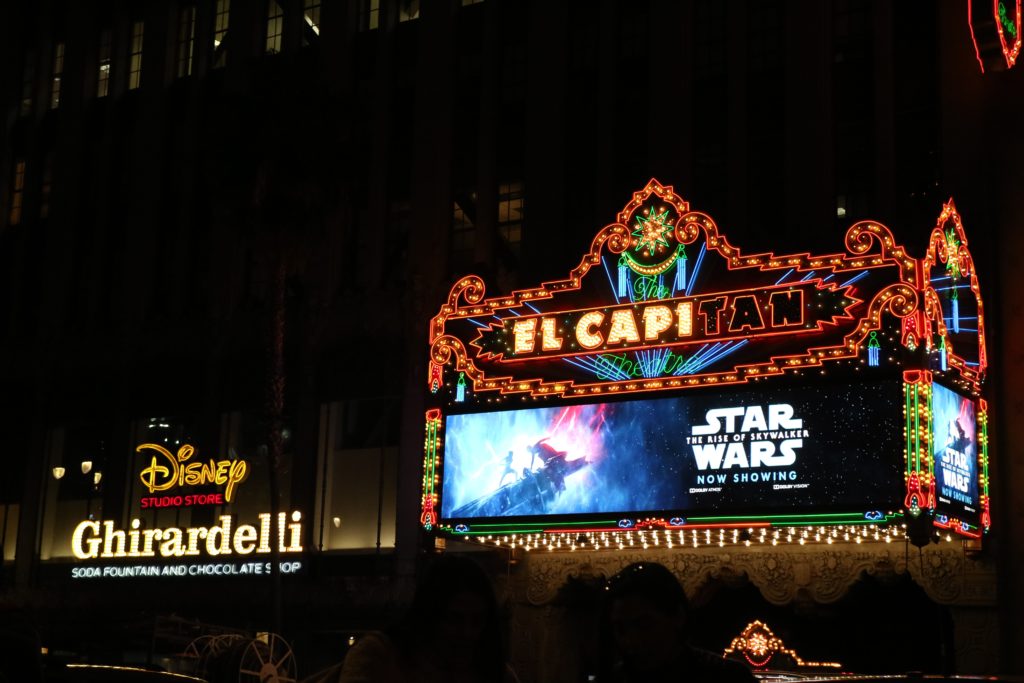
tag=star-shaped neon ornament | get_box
[632,206,674,256]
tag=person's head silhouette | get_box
[399,554,506,681]
[600,562,755,683]
[604,562,689,673]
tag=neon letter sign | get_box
[137,443,249,503]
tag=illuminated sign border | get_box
[429,180,918,401]
[422,182,990,542]
[916,201,988,390]
[902,370,987,539]
[969,0,1022,72]
[423,381,910,538]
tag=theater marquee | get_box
[422,180,990,545]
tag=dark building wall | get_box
[0,0,1020,673]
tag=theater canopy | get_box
[422,180,989,550]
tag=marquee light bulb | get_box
[81,461,93,475]
[52,467,66,480]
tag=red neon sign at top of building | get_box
[421,180,990,540]
[969,0,1022,72]
[427,179,984,403]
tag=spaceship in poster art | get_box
[450,438,590,518]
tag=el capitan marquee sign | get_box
[421,180,991,544]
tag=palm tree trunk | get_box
[267,257,287,635]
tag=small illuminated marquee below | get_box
[723,620,841,670]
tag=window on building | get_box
[0,420,27,571]
[315,399,399,551]
[40,156,53,220]
[9,160,25,226]
[498,181,523,254]
[122,418,199,535]
[500,42,526,103]
[618,6,648,60]
[747,1,783,71]
[96,28,112,97]
[215,412,294,528]
[20,51,35,117]
[50,43,64,109]
[358,0,381,31]
[266,1,283,54]
[694,0,726,77]
[833,0,873,226]
[176,5,196,78]
[399,0,419,22]
[128,21,144,89]
[213,0,229,67]
[303,0,321,44]
[39,424,111,561]
[451,199,476,269]
[1,490,18,566]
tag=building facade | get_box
[1,0,1022,679]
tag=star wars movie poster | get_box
[931,383,979,520]
[440,379,904,520]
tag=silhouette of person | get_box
[0,608,42,683]
[599,562,755,683]
[339,554,518,683]
[499,451,517,486]
[529,439,573,492]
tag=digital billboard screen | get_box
[931,382,980,524]
[440,379,904,522]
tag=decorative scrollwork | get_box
[450,275,486,307]
[429,336,487,384]
[516,543,994,608]
[673,216,701,245]
[956,244,972,278]
[845,221,889,256]
[876,283,918,318]
[600,223,631,255]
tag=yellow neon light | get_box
[576,311,605,349]
[137,443,249,503]
[71,512,303,560]
[607,309,641,344]
[540,318,564,351]
[677,301,693,336]
[512,318,537,354]
[641,305,673,341]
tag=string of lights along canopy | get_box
[422,179,990,551]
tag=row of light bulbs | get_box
[473,524,958,552]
